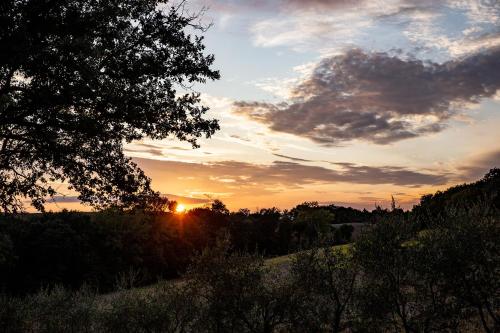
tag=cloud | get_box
[162,194,211,205]
[283,0,363,9]
[45,193,211,206]
[136,158,448,190]
[199,0,363,12]
[125,147,165,157]
[272,153,315,162]
[48,196,81,203]
[202,0,499,60]
[458,149,500,181]
[250,10,372,51]
[200,0,437,12]
[229,134,252,142]
[434,31,500,57]
[234,47,500,145]
[125,142,166,157]
[246,0,447,53]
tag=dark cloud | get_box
[458,150,500,181]
[234,47,500,145]
[162,194,211,205]
[136,157,448,188]
[272,153,315,162]
[166,146,191,151]
[125,147,165,156]
[229,134,252,142]
[125,143,194,157]
[125,143,166,156]
[45,193,211,205]
[48,196,81,203]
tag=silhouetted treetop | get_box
[0,0,220,212]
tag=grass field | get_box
[265,243,352,268]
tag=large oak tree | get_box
[0,0,220,212]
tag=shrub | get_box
[0,294,26,333]
[24,286,97,333]
[290,246,359,332]
[99,282,199,333]
[186,238,295,332]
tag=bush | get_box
[290,246,359,332]
[99,282,198,333]
[352,211,500,332]
[0,294,26,333]
[31,287,97,333]
[186,238,295,332]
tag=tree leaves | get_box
[0,0,220,212]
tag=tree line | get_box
[0,199,360,295]
[1,169,499,296]
[1,187,498,332]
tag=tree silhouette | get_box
[0,0,219,212]
[167,200,178,213]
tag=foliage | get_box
[186,238,294,332]
[293,207,334,245]
[353,217,422,332]
[412,168,500,227]
[332,224,354,244]
[290,246,359,332]
[0,210,192,294]
[0,202,359,295]
[0,0,219,212]
[0,204,498,332]
[353,209,500,332]
[100,281,198,333]
[0,293,25,333]
[414,214,500,332]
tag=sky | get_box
[48,0,500,212]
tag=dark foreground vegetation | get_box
[0,199,361,295]
[1,169,499,332]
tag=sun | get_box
[175,203,186,213]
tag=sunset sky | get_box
[50,0,500,212]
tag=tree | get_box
[0,0,220,212]
[293,208,334,245]
[333,224,354,244]
[210,199,229,215]
[0,233,15,277]
[353,218,421,332]
[416,213,500,333]
[167,200,178,213]
[352,214,499,332]
[187,238,294,332]
[290,246,359,332]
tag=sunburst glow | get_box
[175,203,186,213]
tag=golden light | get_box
[175,203,186,213]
